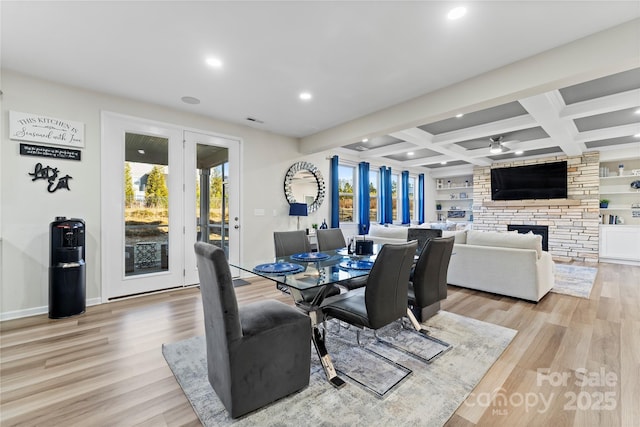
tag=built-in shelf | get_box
[600,174,640,180]
[483,199,581,207]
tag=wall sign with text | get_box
[20,143,81,161]
[28,162,73,193]
[9,111,85,148]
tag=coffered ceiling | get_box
[341,68,640,174]
[2,1,639,174]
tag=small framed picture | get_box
[459,192,468,199]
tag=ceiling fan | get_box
[488,136,518,154]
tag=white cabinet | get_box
[599,225,640,264]
[434,175,473,222]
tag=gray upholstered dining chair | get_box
[408,236,455,322]
[274,229,312,257]
[194,242,311,419]
[273,230,341,302]
[316,228,347,252]
[316,228,366,290]
[404,236,455,361]
[407,228,442,254]
[321,240,418,343]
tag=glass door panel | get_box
[196,145,229,254]
[124,133,170,276]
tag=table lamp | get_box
[289,203,308,230]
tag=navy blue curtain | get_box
[378,166,385,223]
[358,162,370,235]
[330,155,339,228]
[401,170,410,224]
[379,166,392,224]
[418,173,425,224]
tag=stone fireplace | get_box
[472,153,600,263]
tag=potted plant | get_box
[599,199,609,208]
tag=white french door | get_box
[183,130,240,285]
[101,113,240,299]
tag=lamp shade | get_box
[289,203,308,217]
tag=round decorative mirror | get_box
[284,161,325,213]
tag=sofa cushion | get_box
[466,230,542,258]
[425,221,458,231]
[442,230,468,244]
[368,224,408,240]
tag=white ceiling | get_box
[2,1,639,173]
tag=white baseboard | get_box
[0,297,102,321]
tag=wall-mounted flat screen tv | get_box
[491,161,567,201]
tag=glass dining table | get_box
[230,248,377,389]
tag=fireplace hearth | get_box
[507,225,549,251]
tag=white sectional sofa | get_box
[447,230,555,302]
[366,222,467,245]
[366,224,409,245]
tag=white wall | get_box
[0,70,430,319]
[0,70,309,318]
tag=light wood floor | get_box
[1,262,638,426]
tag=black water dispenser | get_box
[49,217,86,318]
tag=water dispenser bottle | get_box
[49,217,86,318]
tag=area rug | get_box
[162,311,516,426]
[552,264,598,299]
[231,278,251,287]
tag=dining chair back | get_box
[274,229,311,257]
[322,241,417,330]
[409,236,455,321]
[407,228,442,254]
[316,228,346,252]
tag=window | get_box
[408,176,416,221]
[391,173,399,221]
[338,165,355,222]
[369,169,378,222]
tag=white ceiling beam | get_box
[430,115,538,145]
[357,141,418,159]
[402,155,451,167]
[392,128,492,167]
[575,123,640,144]
[519,91,584,156]
[560,89,640,119]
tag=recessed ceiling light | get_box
[362,138,369,143]
[181,96,200,105]
[635,133,640,138]
[447,6,467,20]
[455,113,464,118]
[137,149,145,155]
[515,150,524,155]
[206,57,223,68]
[634,108,640,114]
[407,152,414,156]
[299,92,312,101]
[440,161,447,165]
